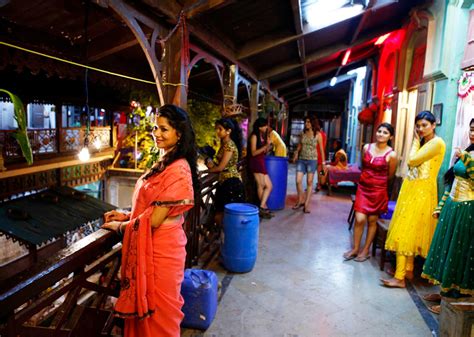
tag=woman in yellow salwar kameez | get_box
[382,111,446,288]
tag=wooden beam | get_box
[0,151,114,180]
[189,68,216,79]
[350,0,377,44]
[290,0,309,95]
[142,0,260,83]
[273,61,340,90]
[89,38,138,62]
[260,25,395,80]
[287,73,356,105]
[237,0,398,60]
[184,0,235,18]
[237,31,299,60]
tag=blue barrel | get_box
[222,203,259,272]
[264,156,289,210]
[181,269,218,330]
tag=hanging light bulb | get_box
[78,146,90,162]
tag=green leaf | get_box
[0,89,33,165]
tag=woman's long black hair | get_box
[377,122,395,147]
[143,104,199,201]
[331,139,343,162]
[305,116,320,136]
[444,118,474,186]
[251,117,267,148]
[216,118,243,159]
[415,110,436,146]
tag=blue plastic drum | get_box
[222,203,259,272]
[264,156,289,210]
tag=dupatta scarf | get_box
[114,159,194,319]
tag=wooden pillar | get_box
[249,82,260,127]
[162,14,189,108]
[223,64,239,113]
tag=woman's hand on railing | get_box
[101,220,123,233]
[104,209,130,222]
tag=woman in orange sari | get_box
[102,104,198,337]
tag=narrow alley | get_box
[182,165,439,337]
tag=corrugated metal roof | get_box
[0,186,115,246]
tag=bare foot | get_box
[405,270,414,280]
[381,277,406,288]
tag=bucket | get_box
[181,269,218,330]
[264,156,288,210]
[222,203,259,273]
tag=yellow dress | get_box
[270,130,287,157]
[385,137,446,257]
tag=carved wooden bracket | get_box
[97,0,165,105]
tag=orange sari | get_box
[114,159,194,337]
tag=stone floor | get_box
[182,164,440,337]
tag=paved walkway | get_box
[182,164,439,337]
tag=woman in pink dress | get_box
[343,123,397,262]
[102,104,198,337]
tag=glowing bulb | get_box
[78,147,90,162]
[330,77,337,87]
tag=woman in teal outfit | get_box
[421,118,474,314]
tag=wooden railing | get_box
[185,171,220,268]
[0,230,121,337]
[0,163,247,336]
[0,126,112,162]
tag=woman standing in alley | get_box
[248,117,273,218]
[382,111,446,288]
[421,118,474,314]
[292,116,325,213]
[206,118,245,226]
[102,104,198,336]
[343,123,397,262]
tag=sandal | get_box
[423,293,442,303]
[343,251,357,260]
[354,255,370,262]
[428,305,441,315]
[292,203,304,210]
[303,207,311,214]
[259,208,272,219]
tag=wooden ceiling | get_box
[0,0,429,111]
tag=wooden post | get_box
[249,82,260,128]
[162,14,189,108]
[223,64,239,114]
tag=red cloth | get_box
[248,152,267,174]
[354,144,392,215]
[317,131,327,165]
[115,159,194,337]
[328,164,361,185]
